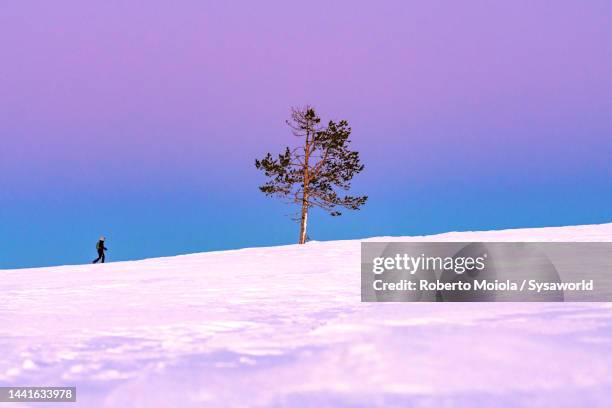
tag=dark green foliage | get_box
[255,107,367,222]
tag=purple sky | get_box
[1,1,611,268]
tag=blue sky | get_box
[1,1,611,268]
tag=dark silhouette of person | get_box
[92,236,108,264]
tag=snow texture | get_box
[2,223,612,407]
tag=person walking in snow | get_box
[92,236,108,264]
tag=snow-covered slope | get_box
[2,223,612,407]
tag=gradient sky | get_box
[1,1,611,268]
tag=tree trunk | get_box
[299,194,308,244]
[298,116,313,245]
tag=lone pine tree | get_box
[255,106,367,244]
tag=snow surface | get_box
[2,223,612,407]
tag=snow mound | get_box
[2,223,612,407]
